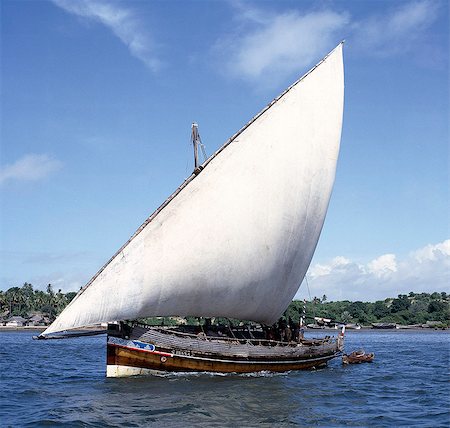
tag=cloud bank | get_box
[297,240,450,302]
[52,0,160,71]
[0,154,63,185]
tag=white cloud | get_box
[0,154,63,185]
[367,254,397,277]
[412,240,450,262]
[215,6,349,86]
[215,1,440,87]
[311,256,351,277]
[297,240,450,301]
[352,0,440,55]
[52,0,161,71]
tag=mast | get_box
[191,123,207,173]
[191,123,200,172]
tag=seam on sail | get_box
[45,42,344,334]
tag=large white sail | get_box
[43,43,344,336]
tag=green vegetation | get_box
[132,292,450,328]
[0,283,77,320]
[1,283,448,327]
[285,292,449,327]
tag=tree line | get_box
[285,292,449,326]
[0,283,77,320]
[1,283,448,326]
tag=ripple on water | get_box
[1,330,449,427]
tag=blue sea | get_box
[1,330,449,427]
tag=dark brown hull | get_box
[106,337,341,377]
[342,353,374,364]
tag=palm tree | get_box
[6,287,21,314]
[341,311,352,323]
[55,289,66,314]
[21,283,34,313]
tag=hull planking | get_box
[106,330,343,377]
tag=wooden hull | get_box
[342,353,374,364]
[106,334,342,377]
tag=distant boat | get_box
[396,324,421,329]
[346,323,361,330]
[372,323,397,329]
[306,323,326,329]
[37,43,345,377]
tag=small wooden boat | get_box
[342,349,374,364]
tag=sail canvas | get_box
[43,44,344,336]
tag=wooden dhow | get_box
[106,323,345,376]
[37,43,346,377]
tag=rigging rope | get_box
[305,275,317,321]
[305,275,312,301]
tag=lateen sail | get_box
[43,44,344,336]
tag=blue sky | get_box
[1,0,448,301]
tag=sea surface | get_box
[1,330,449,427]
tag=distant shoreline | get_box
[0,325,106,332]
[0,326,46,331]
[0,325,447,333]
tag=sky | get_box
[1,0,448,302]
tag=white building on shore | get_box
[5,316,27,327]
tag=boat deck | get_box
[132,326,339,360]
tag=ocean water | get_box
[1,330,449,427]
